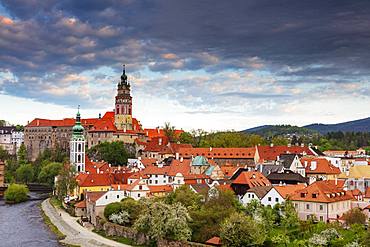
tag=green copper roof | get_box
[72,106,84,139]
[191,156,209,166]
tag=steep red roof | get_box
[257,145,315,162]
[102,111,114,120]
[77,173,113,187]
[206,237,222,246]
[290,180,353,203]
[75,200,86,208]
[86,191,106,203]
[89,118,117,132]
[274,184,306,199]
[301,157,341,175]
[177,147,256,159]
[232,171,270,187]
[144,128,184,139]
[148,185,173,193]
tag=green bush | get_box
[104,202,123,219]
[4,184,29,203]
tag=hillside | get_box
[243,124,318,137]
[304,117,370,134]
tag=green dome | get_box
[191,156,209,166]
[72,108,85,138]
[73,124,84,133]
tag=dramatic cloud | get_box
[0,0,370,128]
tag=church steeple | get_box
[119,64,130,89]
[70,106,85,173]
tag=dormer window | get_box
[300,193,306,198]
[312,193,317,198]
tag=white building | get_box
[0,127,24,155]
[70,109,86,173]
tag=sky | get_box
[1,0,370,131]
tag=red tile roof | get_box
[257,145,315,162]
[206,237,222,246]
[77,173,113,187]
[301,157,341,175]
[232,171,270,187]
[365,187,370,198]
[144,128,184,139]
[148,185,173,193]
[274,184,306,199]
[290,180,353,203]
[75,200,86,208]
[86,191,106,203]
[177,147,256,159]
[27,117,99,128]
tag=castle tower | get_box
[114,64,133,130]
[70,106,85,172]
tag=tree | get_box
[109,211,130,225]
[220,212,266,246]
[4,183,29,203]
[0,120,6,127]
[104,202,124,219]
[120,198,143,224]
[87,141,132,166]
[165,185,202,210]
[179,132,195,145]
[0,146,9,161]
[280,200,299,230]
[38,162,63,186]
[163,122,177,142]
[17,143,28,166]
[134,201,192,242]
[343,208,367,226]
[16,164,34,183]
[55,164,77,200]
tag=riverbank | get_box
[41,198,131,247]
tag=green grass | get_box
[39,204,66,240]
[93,229,146,246]
[50,197,63,208]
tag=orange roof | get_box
[111,184,130,191]
[140,158,157,166]
[206,237,221,246]
[274,184,306,199]
[217,184,233,191]
[75,200,86,208]
[257,145,315,162]
[128,171,149,179]
[148,185,173,193]
[89,117,117,132]
[232,171,270,187]
[301,157,341,175]
[77,173,113,187]
[290,180,353,203]
[102,111,114,120]
[326,180,345,189]
[144,128,184,139]
[220,166,239,177]
[178,147,256,159]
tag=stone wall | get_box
[95,216,213,247]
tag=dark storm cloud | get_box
[1,0,370,109]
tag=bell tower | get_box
[70,106,85,173]
[114,65,133,130]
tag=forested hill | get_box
[243,125,318,137]
[304,117,370,134]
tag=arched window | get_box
[78,154,81,162]
[78,143,82,152]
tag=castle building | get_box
[70,108,86,172]
[24,65,149,161]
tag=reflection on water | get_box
[0,193,60,247]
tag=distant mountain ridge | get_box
[303,117,370,134]
[244,117,370,135]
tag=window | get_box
[155,180,158,184]
[306,204,310,210]
[139,185,142,190]
[312,193,317,198]
[137,193,140,198]
[320,216,324,221]
[105,196,108,199]
[268,197,272,202]
[117,195,119,199]
[275,198,279,202]
[319,205,324,211]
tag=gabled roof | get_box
[301,157,341,175]
[86,191,106,203]
[75,200,86,208]
[144,128,184,139]
[266,171,308,184]
[77,173,113,187]
[290,180,353,203]
[177,147,256,159]
[246,185,273,199]
[27,117,99,128]
[89,118,117,132]
[206,237,222,246]
[232,171,270,187]
[257,145,315,162]
[279,154,298,169]
[273,184,306,199]
[220,166,240,178]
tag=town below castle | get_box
[1,66,370,247]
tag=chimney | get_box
[157,127,160,134]
[97,168,100,174]
[259,164,263,172]
[270,143,274,147]
[124,127,127,133]
[99,113,102,119]
[180,157,183,162]
[118,184,121,190]
[175,152,179,160]
[301,143,304,147]
[209,147,212,152]
[158,138,162,146]
[37,120,40,126]
[304,161,308,167]
[287,143,291,147]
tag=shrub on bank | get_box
[4,184,29,203]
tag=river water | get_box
[0,193,60,247]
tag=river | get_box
[0,193,60,247]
